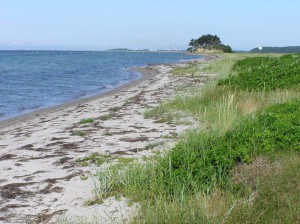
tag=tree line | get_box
[250,46,300,53]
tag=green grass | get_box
[129,152,300,224]
[144,103,171,118]
[117,157,135,166]
[227,151,300,224]
[80,118,94,124]
[171,63,201,76]
[145,54,300,133]
[99,114,113,121]
[144,142,160,150]
[218,54,300,90]
[94,99,300,199]
[76,152,111,166]
[90,53,300,223]
[71,130,86,137]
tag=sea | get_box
[0,50,201,121]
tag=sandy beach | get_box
[0,57,216,223]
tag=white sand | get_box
[0,58,216,223]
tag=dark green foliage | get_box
[218,55,300,90]
[213,44,233,53]
[197,34,221,49]
[158,100,300,195]
[188,34,232,52]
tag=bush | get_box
[158,99,300,194]
[218,55,300,90]
[214,44,233,53]
[80,118,94,124]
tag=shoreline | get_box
[0,57,205,129]
[0,66,156,129]
[0,56,214,223]
[0,52,203,127]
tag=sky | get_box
[0,0,299,51]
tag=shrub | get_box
[71,130,86,137]
[218,55,300,90]
[214,44,233,53]
[76,153,111,166]
[80,118,94,124]
[158,99,300,194]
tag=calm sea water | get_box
[0,51,200,121]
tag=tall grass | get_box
[227,151,300,224]
[90,53,300,223]
[146,54,299,133]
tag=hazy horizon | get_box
[1,0,299,51]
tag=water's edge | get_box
[0,56,206,128]
[0,66,156,128]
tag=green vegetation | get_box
[251,46,300,53]
[218,55,300,90]
[91,53,300,223]
[117,157,135,166]
[171,63,201,76]
[99,114,113,121]
[80,118,94,124]
[155,100,300,195]
[71,130,86,137]
[144,142,161,150]
[76,152,111,166]
[227,152,300,224]
[188,34,233,53]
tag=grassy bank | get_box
[91,53,300,223]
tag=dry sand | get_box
[0,57,216,223]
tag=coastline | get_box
[0,56,205,128]
[0,66,156,129]
[0,57,215,223]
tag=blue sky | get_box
[0,0,299,50]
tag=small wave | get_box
[112,80,123,85]
[18,104,41,112]
[72,91,88,100]
[18,104,42,113]
[104,84,113,89]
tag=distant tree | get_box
[197,34,221,49]
[187,34,232,53]
[188,39,199,52]
[214,44,233,53]
[250,46,300,53]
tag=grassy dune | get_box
[92,53,300,223]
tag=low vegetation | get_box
[171,63,201,76]
[80,118,94,124]
[250,46,300,53]
[218,54,300,90]
[76,152,111,166]
[91,53,300,223]
[71,130,86,137]
[99,114,113,121]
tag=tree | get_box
[214,44,233,53]
[187,34,232,53]
[188,39,199,52]
[197,34,221,49]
